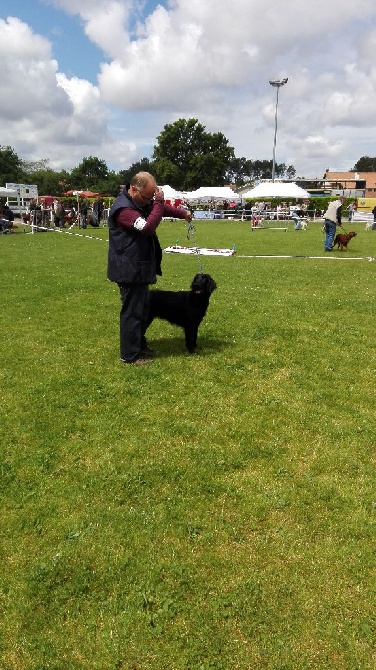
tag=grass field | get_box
[1,219,376,669]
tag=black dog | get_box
[147,273,217,353]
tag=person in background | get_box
[53,198,65,228]
[80,200,89,228]
[0,204,15,233]
[372,204,376,230]
[66,203,77,225]
[300,201,308,216]
[107,172,192,365]
[29,198,42,227]
[92,197,103,227]
[41,200,51,228]
[2,204,15,225]
[291,205,304,230]
[323,196,344,251]
[347,201,356,221]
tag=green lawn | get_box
[1,219,375,669]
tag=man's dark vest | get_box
[107,189,162,284]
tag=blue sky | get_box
[1,0,376,176]
[1,0,161,80]
[1,0,110,81]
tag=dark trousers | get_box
[118,283,149,362]
[324,219,336,250]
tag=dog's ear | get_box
[206,276,217,293]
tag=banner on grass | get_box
[164,245,235,256]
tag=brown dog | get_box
[333,231,357,251]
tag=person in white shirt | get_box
[323,197,344,251]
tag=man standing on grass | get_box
[323,196,344,252]
[107,172,192,366]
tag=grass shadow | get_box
[146,335,228,358]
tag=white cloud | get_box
[2,0,376,175]
[0,14,137,169]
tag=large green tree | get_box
[352,156,376,172]
[246,160,296,181]
[21,159,71,196]
[225,157,253,185]
[69,156,109,191]
[118,158,154,187]
[22,169,66,196]
[152,118,235,190]
[0,145,24,185]
[225,158,295,186]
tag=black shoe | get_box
[141,346,155,358]
[325,248,334,252]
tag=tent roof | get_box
[0,186,18,197]
[242,182,311,199]
[183,186,240,200]
[64,190,105,197]
[159,184,184,199]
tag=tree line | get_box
[1,117,375,197]
[0,119,297,197]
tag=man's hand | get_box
[154,187,164,201]
[184,211,192,222]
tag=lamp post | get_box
[269,78,288,182]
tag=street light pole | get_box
[269,78,288,182]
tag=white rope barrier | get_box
[237,254,375,261]
[21,221,106,242]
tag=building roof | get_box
[324,171,376,195]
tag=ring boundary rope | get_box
[20,221,106,241]
[237,254,375,261]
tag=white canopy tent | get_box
[183,186,240,200]
[159,184,184,199]
[0,187,20,217]
[0,187,18,198]
[242,182,311,199]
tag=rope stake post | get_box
[186,221,203,273]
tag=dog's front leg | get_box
[185,326,198,353]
